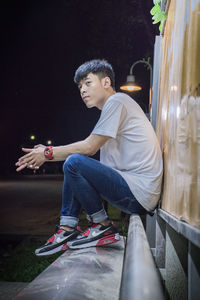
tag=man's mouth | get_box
[83,96,89,100]
[83,96,90,104]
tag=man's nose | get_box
[81,84,87,95]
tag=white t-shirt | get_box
[91,92,163,212]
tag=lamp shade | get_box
[120,75,142,92]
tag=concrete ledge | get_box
[14,238,125,300]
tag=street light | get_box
[120,75,142,92]
[120,60,153,112]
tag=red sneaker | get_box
[35,226,80,256]
[67,221,120,249]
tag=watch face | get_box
[44,146,53,159]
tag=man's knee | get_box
[63,154,84,173]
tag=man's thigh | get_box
[65,154,147,215]
[65,155,133,203]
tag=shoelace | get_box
[47,228,64,243]
[80,222,99,237]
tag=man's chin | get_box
[86,103,95,108]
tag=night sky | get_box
[0,0,158,175]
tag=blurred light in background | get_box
[171,85,178,91]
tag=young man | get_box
[15,59,163,255]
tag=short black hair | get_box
[74,59,115,89]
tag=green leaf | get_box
[152,11,166,23]
[150,4,161,15]
[150,6,155,16]
[153,0,161,5]
[152,13,157,20]
[159,23,162,32]
[152,13,162,24]
[152,12,161,20]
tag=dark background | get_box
[0,0,158,176]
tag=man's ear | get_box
[102,76,111,88]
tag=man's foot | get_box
[35,225,80,256]
[67,221,120,249]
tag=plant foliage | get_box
[150,0,167,32]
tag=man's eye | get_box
[86,81,91,85]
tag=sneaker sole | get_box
[35,243,68,256]
[68,233,120,249]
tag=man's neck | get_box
[97,89,116,110]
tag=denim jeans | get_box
[60,154,147,227]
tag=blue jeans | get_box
[60,154,147,227]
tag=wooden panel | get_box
[156,0,200,228]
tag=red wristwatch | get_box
[44,146,54,160]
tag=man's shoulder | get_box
[106,92,141,111]
[104,92,133,108]
[108,92,131,102]
[106,93,150,121]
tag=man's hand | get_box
[15,146,46,172]
[34,144,45,149]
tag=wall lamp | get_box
[120,60,153,112]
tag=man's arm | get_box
[15,134,110,172]
[52,134,110,161]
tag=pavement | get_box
[0,175,63,235]
[0,175,64,299]
[0,282,29,300]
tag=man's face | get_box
[78,73,108,109]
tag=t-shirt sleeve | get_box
[91,99,124,138]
